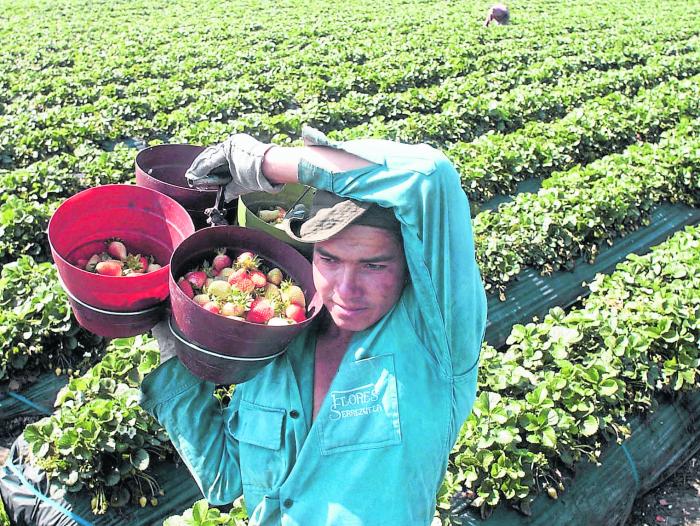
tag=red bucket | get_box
[135,144,236,229]
[48,184,195,337]
[169,225,324,384]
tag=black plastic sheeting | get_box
[0,373,68,420]
[451,390,700,526]
[485,202,700,348]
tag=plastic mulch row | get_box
[485,202,700,348]
[452,390,700,526]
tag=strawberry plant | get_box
[440,225,700,520]
[0,256,103,386]
[22,335,172,515]
[163,499,248,526]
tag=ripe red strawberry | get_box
[212,250,232,272]
[202,301,220,314]
[185,271,207,289]
[285,303,307,323]
[106,240,127,261]
[228,268,255,293]
[76,258,88,269]
[95,260,123,276]
[178,278,195,299]
[249,270,267,289]
[246,297,275,324]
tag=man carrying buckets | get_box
[141,127,487,525]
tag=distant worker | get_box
[484,3,510,26]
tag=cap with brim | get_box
[284,190,400,244]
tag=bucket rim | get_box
[168,316,288,361]
[135,144,218,196]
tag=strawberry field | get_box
[0,0,699,524]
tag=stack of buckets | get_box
[47,144,320,384]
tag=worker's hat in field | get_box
[284,190,400,244]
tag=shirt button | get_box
[289,410,300,419]
[283,498,293,508]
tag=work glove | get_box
[151,320,177,364]
[185,134,283,203]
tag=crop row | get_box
[437,224,700,520]
[474,115,700,298]
[4,67,696,271]
[3,33,694,169]
[323,47,700,146]
[449,73,700,204]
[2,1,693,116]
[156,36,698,144]
[2,19,698,167]
[0,256,104,385]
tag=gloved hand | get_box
[151,320,178,364]
[185,134,283,203]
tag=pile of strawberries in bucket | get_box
[176,250,307,325]
[77,239,161,276]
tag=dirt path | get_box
[626,450,700,526]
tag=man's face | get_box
[312,225,407,333]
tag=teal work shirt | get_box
[140,132,487,525]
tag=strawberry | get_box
[185,271,207,289]
[125,254,148,273]
[193,294,211,306]
[106,240,127,261]
[95,260,123,276]
[221,302,245,317]
[212,249,232,272]
[266,267,283,286]
[250,270,268,289]
[178,278,195,299]
[85,254,101,273]
[202,301,220,314]
[228,268,255,293]
[263,283,281,301]
[207,280,231,298]
[268,317,293,326]
[236,251,260,270]
[218,267,235,279]
[246,297,275,324]
[285,303,307,323]
[76,258,88,269]
[281,282,306,307]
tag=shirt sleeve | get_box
[299,132,488,377]
[139,358,243,504]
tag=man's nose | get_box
[336,266,362,297]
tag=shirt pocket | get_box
[318,354,402,455]
[232,400,288,491]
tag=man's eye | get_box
[366,263,386,271]
[319,256,336,264]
